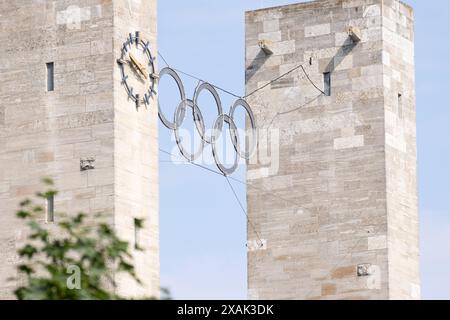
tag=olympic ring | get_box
[158,67,186,130]
[156,67,257,176]
[229,99,257,161]
[211,114,240,176]
[174,99,205,162]
[193,82,223,144]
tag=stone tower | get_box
[245,0,419,299]
[0,0,159,298]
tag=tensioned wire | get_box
[159,147,264,248]
[157,51,325,99]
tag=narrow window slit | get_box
[134,218,141,249]
[46,194,54,223]
[324,72,331,96]
[46,62,54,92]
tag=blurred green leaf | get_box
[12,183,163,300]
[18,245,38,259]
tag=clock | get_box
[117,31,157,108]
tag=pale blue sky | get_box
[158,0,450,299]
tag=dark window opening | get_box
[324,72,331,96]
[134,218,141,249]
[46,195,54,223]
[46,62,54,92]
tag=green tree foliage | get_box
[11,178,148,300]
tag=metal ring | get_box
[158,67,186,130]
[211,114,240,176]
[229,98,258,160]
[174,99,205,162]
[193,82,223,144]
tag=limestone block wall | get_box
[381,0,420,299]
[0,0,159,299]
[112,0,159,298]
[245,0,418,300]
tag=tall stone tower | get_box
[0,0,159,298]
[246,0,419,299]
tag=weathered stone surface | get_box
[0,0,159,299]
[246,0,418,300]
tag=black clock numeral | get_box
[144,94,150,105]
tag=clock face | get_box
[117,31,156,108]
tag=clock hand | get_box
[129,53,145,76]
[129,52,148,79]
